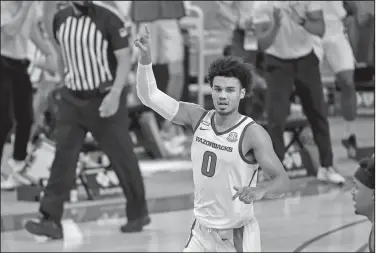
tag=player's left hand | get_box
[99,91,120,117]
[232,186,266,204]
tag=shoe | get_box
[0,172,33,191]
[120,215,151,233]
[317,167,328,182]
[8,158,27,174]
[25,216,63,239]
[1,175,18,191]
[7,158,33,186]
[341,134,357,159]
[317,166,345,184]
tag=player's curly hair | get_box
[356,154,375,189]
[206,56,254,90]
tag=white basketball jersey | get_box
[191,110,259,229]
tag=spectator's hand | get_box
[134,25,151,57]
[99,91,120,118]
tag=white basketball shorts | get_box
[183,218,261,252]
[320,32,355,74]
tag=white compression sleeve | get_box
[136,63,180,121]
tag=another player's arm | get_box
[135,26,206,129]
[244,124,290,196]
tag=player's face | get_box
[211,76,245,116]
[351,178,374,216]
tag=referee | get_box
[25,1,149,239]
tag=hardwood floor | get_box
[1,181,371,252]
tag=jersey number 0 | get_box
[201,151,217,177]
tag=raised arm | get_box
[134,25,206,130]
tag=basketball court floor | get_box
[1,117,374,252]
[0,180,371,252]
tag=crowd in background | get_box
[0,0,374,244]
[1,1,374,188]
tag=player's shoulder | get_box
[242,117,268,143]
[179,101,208,120]
[239,114,256,128]
[186,104,210,133]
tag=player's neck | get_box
[214,111,242,130]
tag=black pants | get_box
[0,55,33,163]
[265,51,333,167]
[231,29,259,65]
[39,87,147,222]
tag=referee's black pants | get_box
[0,55,33,164]
[39,87,147,223]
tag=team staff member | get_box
[1,1,54,190]
[254,2,345,184]
[25,1,149,239]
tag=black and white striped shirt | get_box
[53,2,129,91]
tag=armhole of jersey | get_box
[238,120,256,164]
[192,110,209,134]
[247,166,260,187]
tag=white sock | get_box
[344,120,355,138]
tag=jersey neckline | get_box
[210,111,248,136]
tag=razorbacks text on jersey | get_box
[191,110,260,229]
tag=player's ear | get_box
[240,88,246,99]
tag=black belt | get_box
[66,88,109,100]
[1,55,30,69]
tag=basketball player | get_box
[352,155,375,252]
[134,25,290,252]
